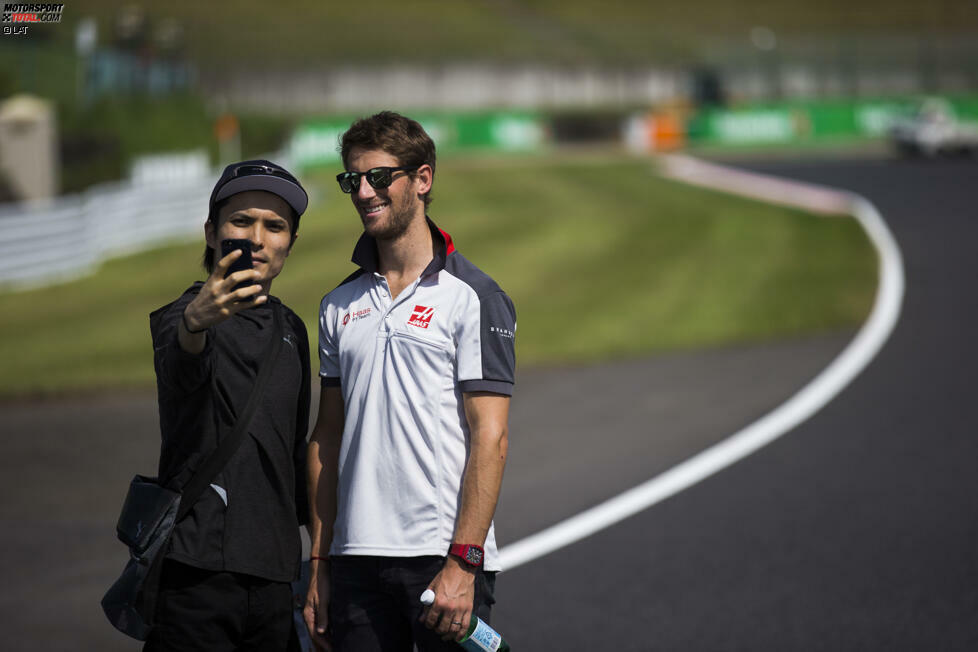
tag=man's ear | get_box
[204,219,217,249]
[415,164,433,197]
[287,232,298,257]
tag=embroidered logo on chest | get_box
[408,305,435,329]
[342,307,372,326]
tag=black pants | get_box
[329,556,497,652]
[144,560,296,652]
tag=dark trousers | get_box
[329,556,496,652]
[144,560,297,652]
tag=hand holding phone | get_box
[180,239,262,344]
[220,239,256,292]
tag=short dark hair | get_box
[340,111,437,208]
[200,198,298,274]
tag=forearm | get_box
[453,392,511,546]
[307,437,340,558]
[453,425,508,545]
[178,305,208,355]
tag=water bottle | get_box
[420,589,511,651]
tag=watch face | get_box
[465,547,483,565]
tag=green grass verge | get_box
[0,151,877,398]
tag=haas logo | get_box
[408,305,434,329]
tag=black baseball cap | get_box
[209,159,309,223]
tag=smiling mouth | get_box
[360,202,388,216]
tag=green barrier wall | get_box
[290,112,547,169]
[686,96,978,147]
[289,99,978,160]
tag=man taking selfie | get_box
[146,160,310,652]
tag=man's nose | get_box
[243,224,265,248]
[356,176,376,200]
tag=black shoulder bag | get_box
[102,304,285,640]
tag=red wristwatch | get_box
[448,543,485,568]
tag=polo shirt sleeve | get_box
[457,290,516,396]
[318,294,342,387]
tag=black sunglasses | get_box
[336,166,419,194]
[230,163,299,184]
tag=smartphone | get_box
[220,238,254,292]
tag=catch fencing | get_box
[0,175,212,290]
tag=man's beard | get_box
[363,198,415,242]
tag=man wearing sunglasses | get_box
[305,112,516,651]
[146,160,311,651]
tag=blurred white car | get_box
[890,98,978,157]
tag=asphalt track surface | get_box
[0,156,972,651]
[493,156,978,650]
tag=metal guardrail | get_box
[0,176,212,290]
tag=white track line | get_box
[498,154,905,571]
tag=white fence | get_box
[0,175,212,290]
[208,65,688,113]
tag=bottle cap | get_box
[420,589,435,606]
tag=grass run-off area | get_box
[0,151,877,398]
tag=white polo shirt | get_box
[319,219,516,571]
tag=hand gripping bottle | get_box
[420,589,511,651]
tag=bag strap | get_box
[176,302,285,521]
